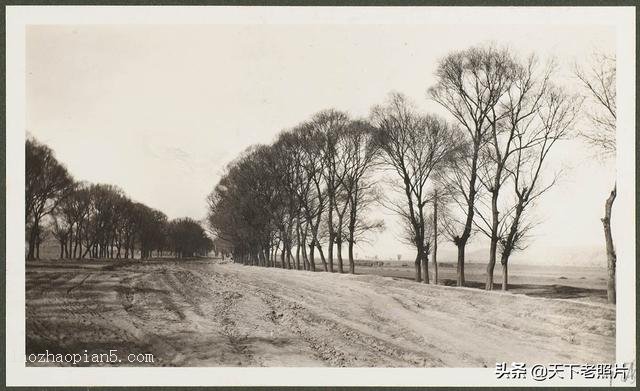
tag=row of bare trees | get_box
[25,137,213,260]
[429,46,616,302]
[207,110,382,274]
[26,43,616,303]
[428,46,582,290]
[26,137,74,260]
[208,44,610,298]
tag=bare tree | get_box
[427,185,453,285]
[273,135,306,270]
[80,184,119,258]
[292,125,330,272]
[50,213,71,259]
[575,52,617,304]
[340,119,382,274]
[372,93,460,283]
[498,87,581,290]
[313,109,351,273]
[274,128,325,271]
[207,145,281,265]
[475,54,553,290]
[429,44,516,286]
[25,137,74,260]
[50,184,91,259]
[430,189,440,284]
[575,53,616,156]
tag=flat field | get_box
[355,261,609,304]
[26,258,614,367]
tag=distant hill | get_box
[377,244,607,268]
[509,245,607,267]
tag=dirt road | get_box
[26,258,615,367]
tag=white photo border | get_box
[5,5,636,387]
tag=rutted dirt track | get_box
[26,258,615,367]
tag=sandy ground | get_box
[26,258,615,367]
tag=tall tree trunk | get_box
[301,226,309,270]
[73,235,79,259]
[327,238,334,272]
[286,244,292,269]
[27,237,34,260]
[348,207,357,274]
[602,185,617,304]
[308,243,316,271]
[336,239,344,273]
[348,239,355,274]
[301,242,309,271]
[327,206,335,272]
[456,146,478,287]
[432,201,438,285]
[295,219,302,270]
[316,243,328,272]
[421,247,429,284]
[27,240,34,260]
[280,247,286,269]
[66,233,72,259]
[27,221,39,260]
[414,250,422,282]
[499,201,524,292]
[501,261,508,291]
[295,245,301,270]
[335,210,345,273]
[486,243,497,290]
[308,206,324,271]
[486,191,499,291]
[456,243,466,286]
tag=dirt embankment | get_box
[26,259,615,367]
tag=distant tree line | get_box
[207,110,383,274]
[25,137,213,260]
[208,44,587,292]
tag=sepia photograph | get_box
[4,4,636,387]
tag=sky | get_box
[26,22,617,265]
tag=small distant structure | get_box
[397,254,401,261]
